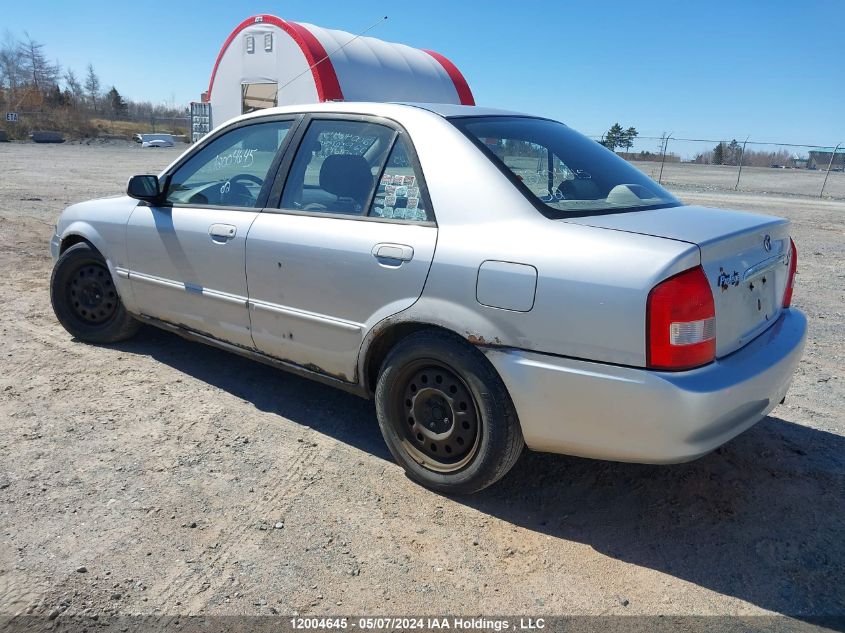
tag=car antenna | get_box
[274,15,389,102]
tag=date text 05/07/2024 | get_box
[289,617,547,631]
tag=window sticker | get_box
[384,194,397,206]
[407,208,426,221]
[214,148,258,170]
[404,175,416,187]
[383,206,395,218]
[407,186,420,198]
[392,175,405,185]
[406,197,419,210]
[395,186,408,198]
[385,185,396,195]
[380,174,392,186]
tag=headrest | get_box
[319,154,373,202]
[558,177,602,200]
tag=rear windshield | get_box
[451,116,680,217]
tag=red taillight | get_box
[647,266,716,370]
[782,238,797,308]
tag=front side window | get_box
[165,120,292,208]
[452,116,680,217]
[280,119,395,215]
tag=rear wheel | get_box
[375,330,524,494]
[50,242,140,343]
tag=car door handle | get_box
[209,223,237,242]
[372,243,414,262]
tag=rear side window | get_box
[280,119,394,215]
[452,116,680,217]
[369,137,431,222]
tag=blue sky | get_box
[4,0,843,149]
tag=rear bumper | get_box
[484,308,807,463]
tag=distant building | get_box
[808,147,845,169]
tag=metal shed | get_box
[201,14,475,131]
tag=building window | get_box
[264,33,273,52]
[245,35,255,54]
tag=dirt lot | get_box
[0,143,843,622]
[633,160,845,201]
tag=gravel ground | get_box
[0,143,843,621]
[633,161,845,200]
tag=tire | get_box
[50,242,140,344]
[375,330,524,494]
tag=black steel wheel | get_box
[397,360,481,472]
[66,261,118,325]
[50,242,140,344]
[375,330,524,494]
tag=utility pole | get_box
[820,142,842,198]
[658,133,673,184]
[734,135,750,191]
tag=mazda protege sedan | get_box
[49,102,806,493]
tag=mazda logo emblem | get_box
[763,234,772,252]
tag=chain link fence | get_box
[591,135,845,200]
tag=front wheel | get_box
[50,242,140,344]
[375,330,524,494]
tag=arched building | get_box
[195,14,474,135]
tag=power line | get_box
[274,15,389,101]
[588,135,835,149]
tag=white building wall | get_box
[207,16,470,129]
[302,23,460,104]
[210,23,319,127]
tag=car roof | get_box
[393,102,529,118]
[233,101,533,124]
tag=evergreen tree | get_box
[106,86,127,117]
[622,126,638,153]
[713,142,725,165]
[45,83,69,108]
[726,139,741,166]
[601,123,625,151]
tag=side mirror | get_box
[127,175,162,202]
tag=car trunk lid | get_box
[565,205,792,358]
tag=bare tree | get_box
[0,31,24,104]
[19,32,59,92]
[63,67,84,104]
[84,63,100,113]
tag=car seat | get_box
[318,154,374,214]
[557,177,602,200]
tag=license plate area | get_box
[741,270,778,334]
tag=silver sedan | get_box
[49,102,807,493]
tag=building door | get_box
[242,83,278,115]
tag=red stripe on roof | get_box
[423,50,475,106]
[206,15,344,103]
